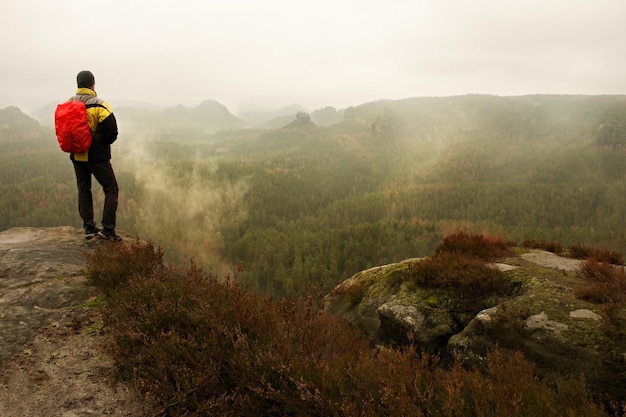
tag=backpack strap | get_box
[85,103,107,110]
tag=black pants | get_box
[72,160,119,231]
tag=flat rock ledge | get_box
[0,226,147,417]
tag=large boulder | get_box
[449,250,626,404]
[324,249,626,403]
[323,257,489,352]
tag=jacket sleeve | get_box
[95,113,118,145]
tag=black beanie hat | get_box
[76,70,95,88]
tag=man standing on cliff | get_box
[69,70,121,241]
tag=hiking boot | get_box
[97,228,122,242]
[84,225,100,240]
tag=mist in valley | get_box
[50,94,621,297]
[3,93,626,297]
[115,132,250,275]
[1,0,626,295]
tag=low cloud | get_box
[116,133,249,274]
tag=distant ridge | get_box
[0,106,48,142]
[160,99,246,131]
[239,104,307,128]
[24,93,626,135]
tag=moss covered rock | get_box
[324,249,626,403]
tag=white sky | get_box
[2,0,626,114]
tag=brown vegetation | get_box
[410,252,511,313]
[411,231,516,312]
[575,258,626,338]
[435,231,513,261]
[521,239,563,254]
[568,244,624,265]
[521,240,624,265]
[84,239,611,416]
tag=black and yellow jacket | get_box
[69,88,118,162]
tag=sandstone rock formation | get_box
[0,226,145,416]
[324,249,626,403]
[0,226,92,367]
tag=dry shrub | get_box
[576,258,626,304]
[85,239,164,295]
[85,242,610,417]
[520,239,623,265]
[568,244,624,265]
[575,258,626,338]
[411,252,512,313]
[436,349,604,417]
[599,302,626,339]
[521,239,563,254]
[436,231,513,261]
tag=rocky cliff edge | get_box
[0,226,146,416]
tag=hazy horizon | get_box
[2,1,626,114]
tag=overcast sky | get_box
[2,0,626,114]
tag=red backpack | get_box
[54,101,92,153]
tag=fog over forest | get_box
[1,0,626,298]
[119,136,250,273]
[3,93,626,297]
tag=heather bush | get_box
[85,239,164,295]
[568,244,624,265]
[436,231,513,261]
[575,258,626,338]
[85,241,610,416]
[411,252,512,313]
[521,239,563,254]
[576,258,626,303]
[519,239,623,265]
